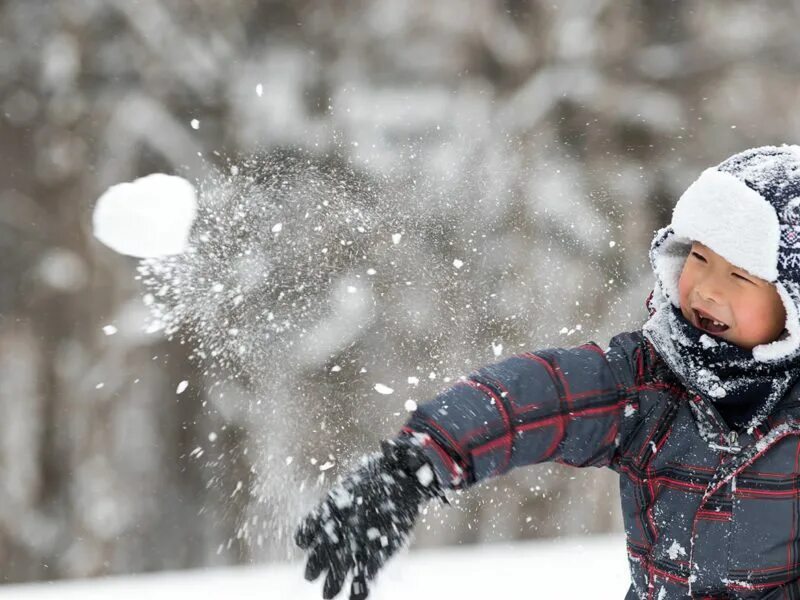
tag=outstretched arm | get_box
[402,340,638,490]
[295,335,640,599]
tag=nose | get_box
[695,277,725,304]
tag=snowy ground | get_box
[0,535,630,599]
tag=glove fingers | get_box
[349,565,369,600]
[322,558,348,600]
[304,547,326,582]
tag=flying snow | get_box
[92,173,198,258]
[374,383,394,395]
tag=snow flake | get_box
[176,380,189,394]
[374,383,394,395]
[102,325,118,336]
[667,540,687,560]
[416,464,434,487]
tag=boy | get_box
[295,145,800,599]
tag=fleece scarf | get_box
[644,298,799,431]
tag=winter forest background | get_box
[3,0,800,587]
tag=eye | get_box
[732,272,756,285]
[690,251,707,262]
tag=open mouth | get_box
[693,309,730,335]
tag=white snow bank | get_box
[0,535,629,599]
[92,173,198,258]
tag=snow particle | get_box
[208,432,218,442]
[407,376,419,385]
[176,380,189,394]
[453,259,464,269]
[374,383,394,395]
[366,268,376,275]
[391,233,402,244]
[416,464,434,487]
[492,341,503,357]
[190,119,200,130]
[667,540,687,560]
[404,399,418,412]
[256,83,263,97]
[285,456,293,466]
[271,223,283,233]
[609,240,616,248]
[102,325,118,336]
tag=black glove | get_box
[294,437,447,599]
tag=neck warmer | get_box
[643,299,800,431]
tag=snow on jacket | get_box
[401,330,800,599]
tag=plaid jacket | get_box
[401,330,800,599]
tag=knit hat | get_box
[649,144,800,364]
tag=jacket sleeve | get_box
[399,335,640,490]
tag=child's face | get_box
[678,242,786,349]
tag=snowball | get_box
[92,173,198,258]
[374,383,394,395]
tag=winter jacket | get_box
[401,330,800,599]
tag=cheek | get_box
[732,292,786,340]
[677,266,692,305]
